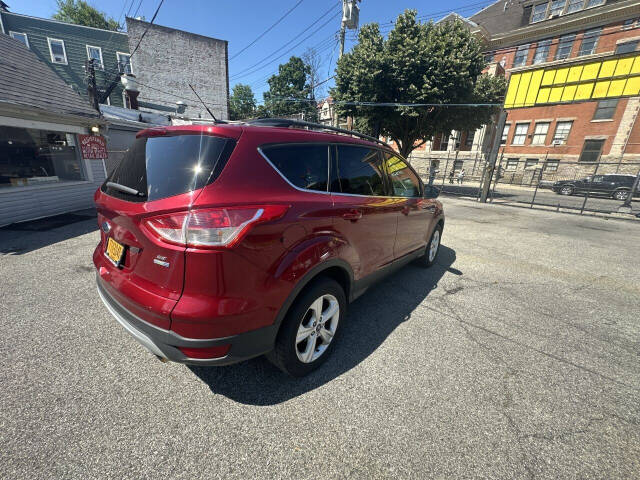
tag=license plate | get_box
[106,237,125,264]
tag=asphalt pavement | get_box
[1,199,639,479]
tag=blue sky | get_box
[19,0,494,101]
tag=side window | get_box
[384,153,421,197]
[262,144,329,192]
[332,145,386,196]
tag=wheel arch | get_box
[271,259,355,335]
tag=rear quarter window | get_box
[261,144,329,192]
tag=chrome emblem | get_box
[101,221,111,233]
[153,255,170,268]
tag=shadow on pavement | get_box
[189,245,457,406]
[0,209,97,255]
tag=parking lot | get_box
[1,197,639,479]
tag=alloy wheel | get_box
[561,186,573,195]
[614,190,628,201]
[295,294,340,363]
[429,229,440,263]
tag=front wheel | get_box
[415,224,442,268]
[613,189,630,201]
[268,277,346,377]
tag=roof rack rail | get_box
[247,118,391,149]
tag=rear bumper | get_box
[96,275,277,366]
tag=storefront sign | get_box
[78,134,108,159]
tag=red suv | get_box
[93,119,444,376]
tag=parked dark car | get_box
[552,174,638,200]
[93,119,444,377]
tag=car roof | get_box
[136,123,394,152]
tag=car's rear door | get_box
[381,151,435,258]
[329,144,397,280]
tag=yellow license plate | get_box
[106,237,125,264]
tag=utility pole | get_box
[85,58,99,111]
[480,108,507,203]
[339,0,360,58]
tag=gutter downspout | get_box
[0,11,6,34]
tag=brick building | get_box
[411,0,640,183]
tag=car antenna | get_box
[188,84,225,123]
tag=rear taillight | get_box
[143,205,288,248]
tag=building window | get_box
[544,159,559,171]
[578,27,601,56]
[615,40,639,54]
[566,0,583,14]
[532,122,550,145]
[525,159,539,169]
[579,139,605,162]
[484,52,494,64]
[531,3,548,23]
[501,124,510,145]
[9,31,29,48]
[117,52,133,74]
[585,0,604,7]
[555,34,576,59]
[512,123,530,145]
[552,121,572,144]
[549,0,565,17]
[47,38,67,64]
[86,45,104,69]
[593,99,618,120]
[465,130,474,148]
[533,39,551,64]
[513,45,530,67]
[506,158,519,170]
[0,126,84,188]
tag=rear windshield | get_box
[102,134,235,202]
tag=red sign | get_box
[78,134,108,159]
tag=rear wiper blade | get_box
[106,182,146,197]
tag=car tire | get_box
[268,277,346,377]
[560,185,574,196]
[612,189,629,201]
[415,223,442,268]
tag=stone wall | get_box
[126,18,228,120]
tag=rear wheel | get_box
[560,185,574,196]
[269,277,346,377]
[613,189,630,201]
[415,224,442,268]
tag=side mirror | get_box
[424,185,440,199]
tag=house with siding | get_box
[0,8,131,108]
[0,33,107,226]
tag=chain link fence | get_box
[412,151,640,217]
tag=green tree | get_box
[229,84,257,120]
[333,10,505,157]
[263,56,317,121]
[53,0,120,31]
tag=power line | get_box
[246,34,338,90]
[99,0,166,103]
[231,4,339,80]
[232,11,341,82]
[132,0,144,18]
[230,0,306,61]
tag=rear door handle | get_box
[342,209,363,221]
